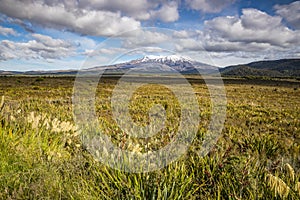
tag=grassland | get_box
[0,76,299,199]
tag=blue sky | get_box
[0,0,299,71]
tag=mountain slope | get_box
[221,59,300,77]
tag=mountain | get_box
[89,55,218,74]
[221,59,300,77]
[129,55,218,74]
[52,55,219,75]
[0,55,217,76]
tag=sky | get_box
[0,0,299,71]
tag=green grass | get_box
[0,76,299,199]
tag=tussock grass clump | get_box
[266,173,290,198]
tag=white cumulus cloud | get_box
[0,25,17,36]
[0,0,141,37]
[275,1,300,29]
[204,9,300,48]
[0,0,182,37]
[186,0,235,13]
[0,33,76,60]
[150,1,179,22]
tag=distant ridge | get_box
[220,59,300,77]
[1,58,299,77]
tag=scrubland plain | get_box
[0,76,299,199]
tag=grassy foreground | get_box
[0,76,299,199]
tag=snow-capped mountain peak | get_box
[137,55,193,63]
[123,54,217,74]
